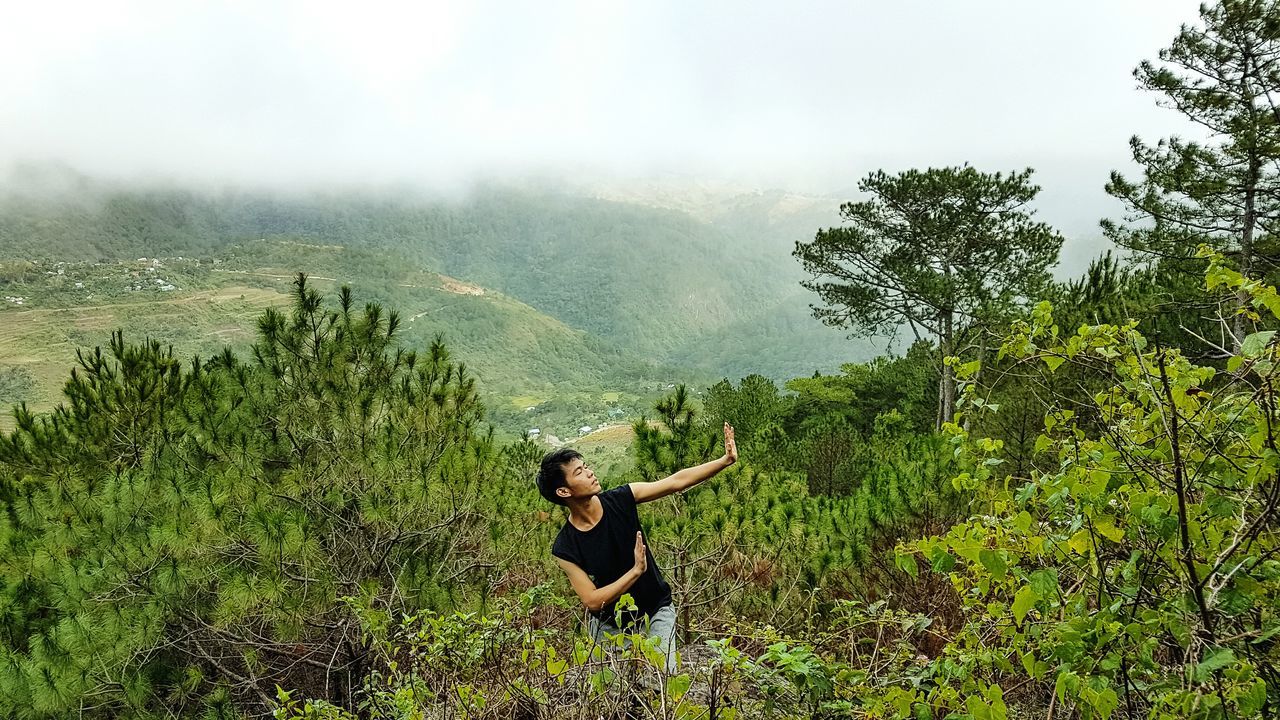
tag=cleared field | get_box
[570,423,638,480]
[577,423,635,445]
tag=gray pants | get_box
[587,604,678,673]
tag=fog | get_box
[1,0,1205,267]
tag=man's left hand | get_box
[722,422,738,465]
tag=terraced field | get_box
[0,240,702,441]
[0,286,290,431]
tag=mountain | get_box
[0,240,704,435]
[0,176,878,420]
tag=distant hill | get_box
[0,176,877,405]
[0,240,704,435]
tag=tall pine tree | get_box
[794,166,1063,429]
[1105,0,1280,349]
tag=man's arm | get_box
[630,422,737,504]
[556,532,649,612]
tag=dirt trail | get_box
[212,269,338,282]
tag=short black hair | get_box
[536,447,583,506]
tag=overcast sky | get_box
[1,0,1205,251]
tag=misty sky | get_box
[1,0,1205,257]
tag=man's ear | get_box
[556,485,571,500]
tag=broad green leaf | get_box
[1067,530,1092,555]
[1012,511,1034,534]
[978,549,1008,580]
[1193,647,1236,682]
[896,552,919,579]
[1012,585,1039,625]
[666,673,692,700]
[1030,569,1058,599]
[1093,517,1124,543]
[930,548,956,573]
[1240,678,1267,715]
[1240,330,1275,358]
[590,668,616,694]
[1034,434,1053,453]
[957,360,982,378]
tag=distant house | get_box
[579,425,592,435]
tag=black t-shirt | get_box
[551,484,672,626]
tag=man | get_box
[536,422,737,673]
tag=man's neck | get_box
[566,494,603,531]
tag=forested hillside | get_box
[0,173,872,379]
[0,239,707,438]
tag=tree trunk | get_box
[935,368,946,432]
[1234,153,1259,351]
[1233,48,1259,351]
[936,310,956,431]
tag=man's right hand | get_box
[633,531,647,574]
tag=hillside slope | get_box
[0,178,876,394]
[0,241,702,435]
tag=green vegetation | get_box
[0,183,865,383]
[0,243,701,438]
[794,166,1064,430]
[0,368,34,407]
[5,2,1280,718]
[0,280,961,718]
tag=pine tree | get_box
[0,275,494,716]
[631,384,717,481]
[1104,0,1280,349]
[794,166,1063,429]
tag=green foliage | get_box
[898,254,1280,719]
[1104,0,1280,349]
[632,384,719,481]
[698,374,786,457]
[1105,0,1280,265]
[0,276,498,716]
[794,165,1064,428]
[0,366,34,406]
[272,588,937,720]
[784,344,937,438]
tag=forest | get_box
[3,1,1280,718]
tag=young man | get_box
[536,423,737,673]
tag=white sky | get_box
[0,0,1205,257]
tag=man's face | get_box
[556,456,600,502]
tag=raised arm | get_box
[630,422,737,503]
[556,532,649,612]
